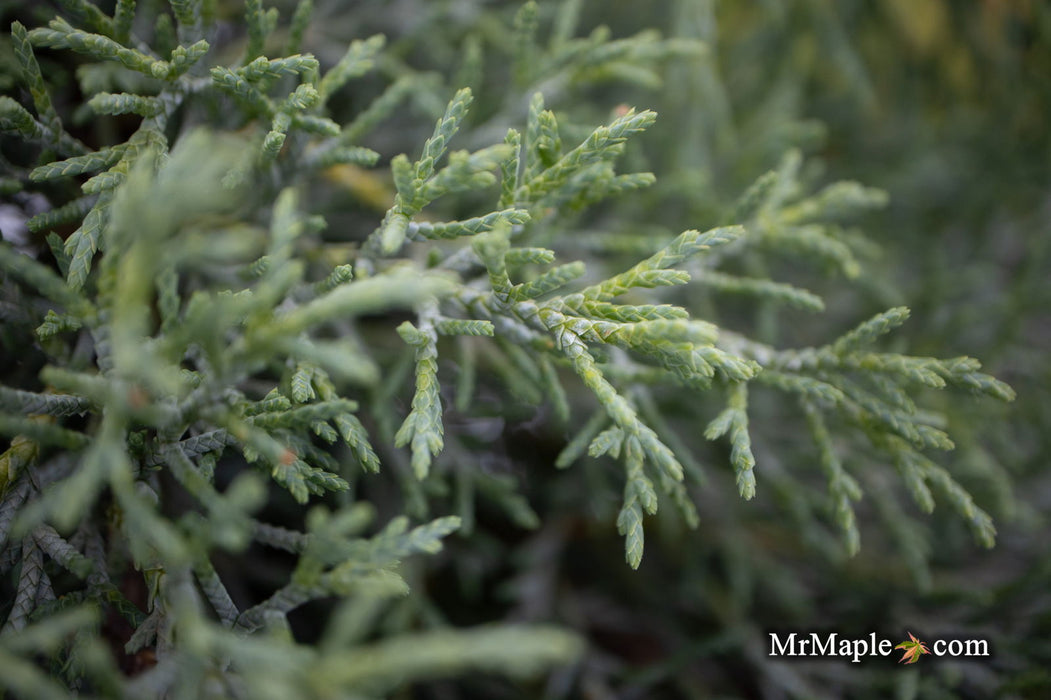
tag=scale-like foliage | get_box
[0,0,1018,696]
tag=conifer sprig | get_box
[0,0,1017,693]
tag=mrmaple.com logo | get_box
[768,631,990,664]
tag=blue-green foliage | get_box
[0,0,1016,696]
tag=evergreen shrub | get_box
[0,1,1029,697]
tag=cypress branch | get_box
[394,319,444,479]
[0,2,1021,693]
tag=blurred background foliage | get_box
[2,0,1049,697]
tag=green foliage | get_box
[0,0,1031,697]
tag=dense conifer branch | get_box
[0,0,1018,695]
